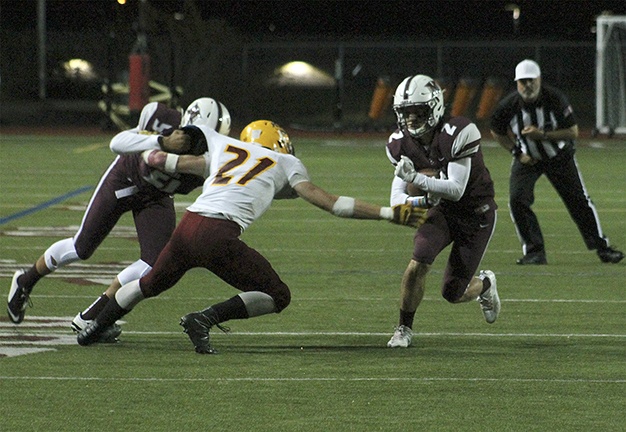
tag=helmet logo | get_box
[185,103,201,124]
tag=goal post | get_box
[596,15,626,136]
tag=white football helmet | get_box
[181,97,231,136]
[393,75,444,139]
[240,120,294,155]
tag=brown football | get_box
[406,168,439,196]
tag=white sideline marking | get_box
[0,375,624,384]
[127,330,626,338]
[4,330,624,338]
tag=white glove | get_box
[394,156,417,183]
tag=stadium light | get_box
[62,58,98,80]
[117,0,126,5]
[267,61,336,87]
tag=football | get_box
[406,168,439,196]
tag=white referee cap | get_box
[514,59,541,81]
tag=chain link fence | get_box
[0,19,595,130]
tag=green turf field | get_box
[1,131,625,431]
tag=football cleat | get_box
[71,312,121,343]
[180,311,218,354]
[180,308,230,354]
[387,325,413,348]
[478,270,500,324]
[7,269,32,324]
[516,252,547,265]
[70,312,89,333]
[597,247,624,264]
[76,320,122,346]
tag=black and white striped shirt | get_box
[490,84,577,161]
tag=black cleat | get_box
[77,320,107,346]
[7,270,32,324]
[180,312,217,354]
[71,315,122,343]
[597,247,624,264]
[180,308,228,354]
[516,253,547,265]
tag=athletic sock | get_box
[209,296,249,322]
[95,297,128,328]
[18,265,44,290]
[80,294,110,321]
[399,309,415,329]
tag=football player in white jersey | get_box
[77,120,426,353]
[7,98,229,343]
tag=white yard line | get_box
[0,375,624,384]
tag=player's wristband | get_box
[332,196,355,217]
[164,154,179,173]
[407,196,428,208]
[379,207,393,220]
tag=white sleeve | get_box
[390,176,410,206]
[109,129,162,155]
[412,158,471,202]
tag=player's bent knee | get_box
[117,260,152,286]
[442,281,467,303]
[272,284,291,313]
[44,238,80,270]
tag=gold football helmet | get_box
[240,120,294,155]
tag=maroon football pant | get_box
[139,211,291,312]
[412,202,496,302]
[74,159,175,264]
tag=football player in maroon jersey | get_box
[385,75,501,348]
[7,98,230,342]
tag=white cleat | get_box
[478,270,500,324]
[70,312,90,333]
[387,325,413,348]
[71,312,122,343]
[7,269,29,324]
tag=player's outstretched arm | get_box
[142,150,209,178]
[293,181,427,228]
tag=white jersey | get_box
[187,126,310,231]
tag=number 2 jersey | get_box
[386,116,496,214]
[187,126,311,231]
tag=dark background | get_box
[2,0,623,39]
[1,0,625,131]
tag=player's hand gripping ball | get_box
[406,168,439,196]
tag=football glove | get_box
[391,204,428,228]
[394,156,417,183]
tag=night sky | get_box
[2,0,625,40]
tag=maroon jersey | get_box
[387,116,495,213]
[121,154,205,195]
[118,103,205,196]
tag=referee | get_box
[490,59,623,265]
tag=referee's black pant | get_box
[508,146,609,257]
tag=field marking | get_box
[0,375,624,384]
[1,293,626,304]
[2,329,625,338]
[0,187,93,225]
[123,330,626,338]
